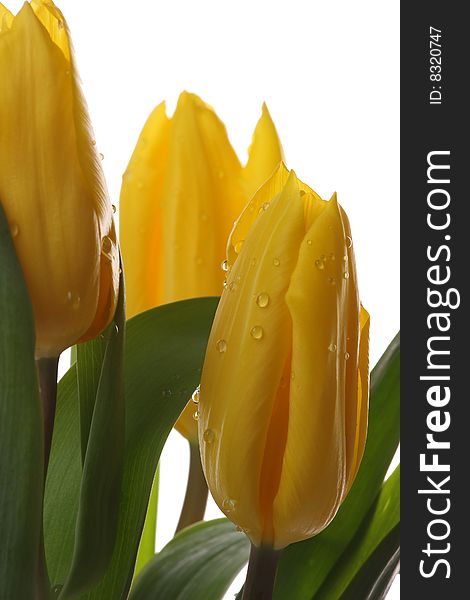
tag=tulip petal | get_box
[199,171,306,545]
[273,194,353,548]
[0,3,13,31]
[120,102,171,318]
[242,103,284,197]
[0,4,116,356]
[30,0,70,61]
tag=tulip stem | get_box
[242,544,281,600]
[36,356,59,600]
[175,441,208,534]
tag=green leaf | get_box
[129,519,250,600]
[44,297,219,598]
[274,333,400,600]
[339,526,399,600]
[0,203,44,597]
[60,274,126,598]
[133,466,159,579]
[315,466,400,599]
[76,332,107,463]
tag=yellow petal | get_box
[199,171,306,544]
[0,3,13,31]
[120,101,171,319]
[242,103,284,197]
[0,4,117,357]
[30,0,70,61]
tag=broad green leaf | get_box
[274,333,400,600]
[44,297,219,598]
[130,519,250,600]
[315,466,400,599]
[76,332,107,463]
[340,526,399,600]
[133,466,160,578]
[0,204,43,597]
[61,275,126,597]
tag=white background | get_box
[7,0,400,597]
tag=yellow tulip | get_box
[120,91,283,440]
[198,164,370,549]
[0,1,119,358]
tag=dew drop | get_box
[346,236,353,248]
[250,326,264,340]
[216,339,227,353]
[67,291,81,310]
[343,255,348,262]
[10,222,19,238]
[315,259,325,270]
[291,371,295,380]
[58,20,64,29]
[299,190,306,197]
[345,352,350,360]
[328,343,337,352]
[273,257,280,267]
[328,277,336,285]
[114,324,119,334]
[203,429,215,444]
[256,293,270,308]
[112,204,117,213]
[193,410,199,421]
[191,385,200,404]
[234,241,244,254]
[221,259,229,272]
[320,254,326,261]
[343,272,350,279]
[101,236,113,258]
[228,281,237,292]
[307,239,312,245]
[258,201,270,214]
[222,498,237,513]
[235,525,243,532]
[99,152,104,160]
[91,139,97,146]
[223,279,228,289]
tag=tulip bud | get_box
[120,91,283,440]
[198,164,370,549]
[0,1,119,358]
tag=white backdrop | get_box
[7,0,400,597]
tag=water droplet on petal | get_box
[234,241,244,254]
[222,498,237,513]
[112,204,117,213]
[346,236,353,248]
[273,258,280,267]
[114,324,119,334]
[328,343,337,352]
[10,222,19,238]
[91,139,97,146]
[203,429,215,443]
[315,259,325,270]
[299,190,306,197]
[99,152,104,160]
[191,385,200,404]
[258,201,270,214]
[328,277,336,285]
[307,239,312,245]
[58,20,64,29]
[193,410,199,421]
[221,259,229,272]
[217,339,227,353]
[291,371,295,380]
[228,281,237,292]
[67,291,80,310]
[223,279,228,289]
[256,293,270,308]
[250,326,264,340]
[343,272,350,279]
[235,525,243,532]
[345,352,350,360]
[101,235,113,259]
[320,254,326,261]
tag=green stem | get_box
[36,356,59,600]
[242,544,281,600]
[175,441,208,534]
